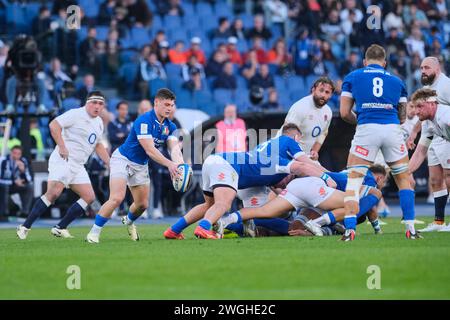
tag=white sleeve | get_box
[284,103,303,126]
[55,109,78,128]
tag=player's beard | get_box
[313,95,327,107]
[421,73,436,86]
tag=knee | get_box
[109,194,125,207]
[135,201,149,212]
[44,190,60,203]
[83,193,96,205]
[429,175,444,188]
[213,201,232,214]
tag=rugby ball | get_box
[172,164,193,192]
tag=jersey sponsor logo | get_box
[319,187,326,197]
[218,172,225,181]
[250,197,259,206]
[88,133,97,144]
[140,123,148,134]
[355,146,369,157]
[400,144,405,153]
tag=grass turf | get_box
[1,217,450,300]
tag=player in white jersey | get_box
[409,88,450,231]
[16,91,110,240]
[407,57,450,232]
[279,77,334,160]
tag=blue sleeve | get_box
[169,122,177,136]
[399,80,408,103]
[363,171,377,187]
[285,137,304,159]
[133,115,152,139]
[341,72,353,98]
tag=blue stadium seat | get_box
[213,89,235,109]
[305,75,318,89]
[196,2,213,17]
[235,89,250,110]
[324,61,339,81]
[236,39,248,53]
[25,2,40,21]
[211,37,228,49]
[149,78,168,99]
[96,26,109,41]
[200,17,218,34]
[130,26,151,48]
[287,75,305,92]
[119,50,139,64]
[236,75,248,90]
[79,0,100,18]
[165,63,183,79]
[181,2,195,16]
[192,89,213,110]
[174,88,193,108]
[169,29,188,44]
[145,0,156,11]
[214,2,233,19]
[182,14,200,30]
[107,97,122,112]
[168,76,185,93]
[77,25,88,43]
[238,13,254,29]
[151,14,163,30]
[274,75,287,92]
[6,3,27,34]
[119,63,138,98]
[164,15,181,30]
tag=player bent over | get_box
[340,44,417,241]
[164,123,332,239]
[86,89,183,243]
[16,91,110,240]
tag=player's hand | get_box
[309,151,319,161]
[406,136,416,150]
[325,178,337,189]
[16,160,25,172]
[59,145,69,161]
[168,162,179,179]
[15,178,25,187]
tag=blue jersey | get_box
[119,110,177,165]
[326,170,377,192]
[217,135,304,189]
[341,64,408,125]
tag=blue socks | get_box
[127,211,139,222]
[226,223,244,236]
[94,214,109,227]
[23,197,50,229]
[357,194,380,219]
[254,218,289,235]
[171,217,188,234]
[326,212,336,225]
[344,216,357,231]
[399,189,415,221]
[199,219,212,230]
[57,202,85,229]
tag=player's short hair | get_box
[369,164,387,176]
[86,91,106,103]
[411,88,438,103]
[11,145,22,152]
[312,76,335,92]
[115,100,128,109]
[365,44,386,61]
[282,123,302,136]
[155,88,176,101]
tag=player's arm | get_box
[408,140,430,174]
[340,96,357,124]
[49,119,69,160]
[139,138,178,177]
[95,142,110,168]
[397,102,407,124]
[406,120,422,150]
[166,138,184,164]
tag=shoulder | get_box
[323,104,332,115]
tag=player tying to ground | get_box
[340,44,418,241]
[86,88,183,243]
[278,77,334,161]
[407,57,450,232]
[16,91,110,239]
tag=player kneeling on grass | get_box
[218,165,386,237]
[164,123,332,239]
[86,88,184,244]
[16,91,110,240]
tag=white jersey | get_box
[422,104,450,142]
[401,116,419,140]
[279,95,332,154]
[427,73,450,105]
[52,106,104,165]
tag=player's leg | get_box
[437,168,450,232]
[195,186,237,239]
[86,177,127,243]
[121,184,149,241]
[18,180,65,239]
[164,193,215,239]
[52,183,96,238]
[420,165,447,231]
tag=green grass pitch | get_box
[1,217,450,300]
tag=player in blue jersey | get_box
[163,123,331,239]
[339,44,418,241]
[86,89,184,243]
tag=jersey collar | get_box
[367,64,384,69]
[150,109,167,126]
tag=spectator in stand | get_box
[266,38,292,75]
[339,51,361,77]
[405,26,426,59]
[212,62,237,90]
[215,104,247,153]
[125,0,153,27]
[108,101,132,153]
[386,27,407,53]
[291,28,313,76]
[79,27,98,70]
[261,88,282,111]
[206,49,227,77]
[150,30,167,53]
[138,52,167,99]
[156,0,184,17]
[211,17,232,39]
[265,0,289,36]
[246,14,272,40]
[32,6,52,60]
[157,40,171,65]
[403,3,429,29]
[168,40,188,64]
[249,36,268,64]
[76,74,96,102]
[249,63,274,90]
[182,55,205,91]
[434,0,448,20]
[138,99,153,114]
[0,146,34,221]
[98,0,117,25]
[241,49,260,80]
[340,0,363,25]
[45,57,72,104]
[230,18,246,41]
[390,49,408,80]
[226,37,243,66]
[384,4,405,33]
[185,37,206,66]
[105,29,121,75]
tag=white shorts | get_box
[279,177,335,210]
[109,149,150,187]
[202,155,238,195]
[48,151,90,187]
[350,124,408,163]
[238,186,271,208]
[428,136,450,169]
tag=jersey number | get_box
[372,77,383,97]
